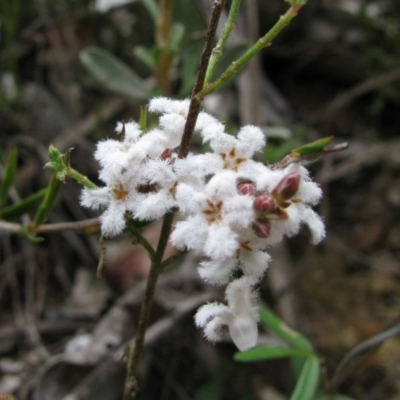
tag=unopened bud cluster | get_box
[81,97,325,351]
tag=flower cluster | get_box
[81,97,325,351]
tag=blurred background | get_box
[1,0,400,399]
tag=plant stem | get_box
[178,0,227,159]
[205,0,242,84]
[199,3,303,99]
[126,218,155,258]
[155,0,173,96]
[67,166,98,190]
[122,212,174,400]
[121,4,227,387]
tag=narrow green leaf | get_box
[290,136,334,157]
[139,0,159,20]
[32,173,63,229]
[317,395,356,400]
[0,148,18,209]
[260,307,313,353]
[235,345,308,362]
[290,356,320,400]
[2,189,46,220]
[19,225,44,243]
[169,22,185,51]
[134,46,157,71]
[79,47,151,99]
[139,106,148,132]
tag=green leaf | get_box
[32,173,63,229]
[290,356,320,400]
[0,148,18,209]
[79,46,152,99]
[2,189,46,220]
[259,307,313,353]
[235,345,308,362]
[316,395,356,400]
[139,0,159,20]
[290,136,334,157]
[169,22,185,51]
[48,144,63,163]
[134,46,157,71]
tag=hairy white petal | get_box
[203,317,226,342]
[301,206,326,244]
[198,259,236,286]
[237,125,266,157]
[195,303,229,327]
[228,314,258,351]
[240,250,271,281]
[100,202,127,236]
[204,224,238,260]
[80,187,110,209]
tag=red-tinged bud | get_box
[253,194,276,215]
[160,148,173,160]
[272,173,300,203]
[237,182,255,196]
[252,218,271,238]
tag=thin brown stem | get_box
[178,0,227,159]
[122,2,228,398]
[0,218,100,234]
[122,212,174,400]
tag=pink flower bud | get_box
[252,218,271,238]
[253,194,276,215]
[237,182,255,196]
[272,173,300,203]
[160,148,173,160]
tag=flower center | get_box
[202,199,223,225]
[220,147,246,171]
[112,183,129,202]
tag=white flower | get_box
[80,96,327,350]
[200,124,265,173]
[195,276,259,351]
[80,173,138,236]
[198,233,272,286]
[171,171,254,260]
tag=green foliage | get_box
[79,47,152,99]
[1,189,46,220]
[290,356,320,400]
[32,173,63,229]
[235,307,319,400]
[235,346,308,362]
[290,136,334,157]
[259,307,313,352]
[46,145,68,182]
[0,148,18,210]
[139,0,159,20]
